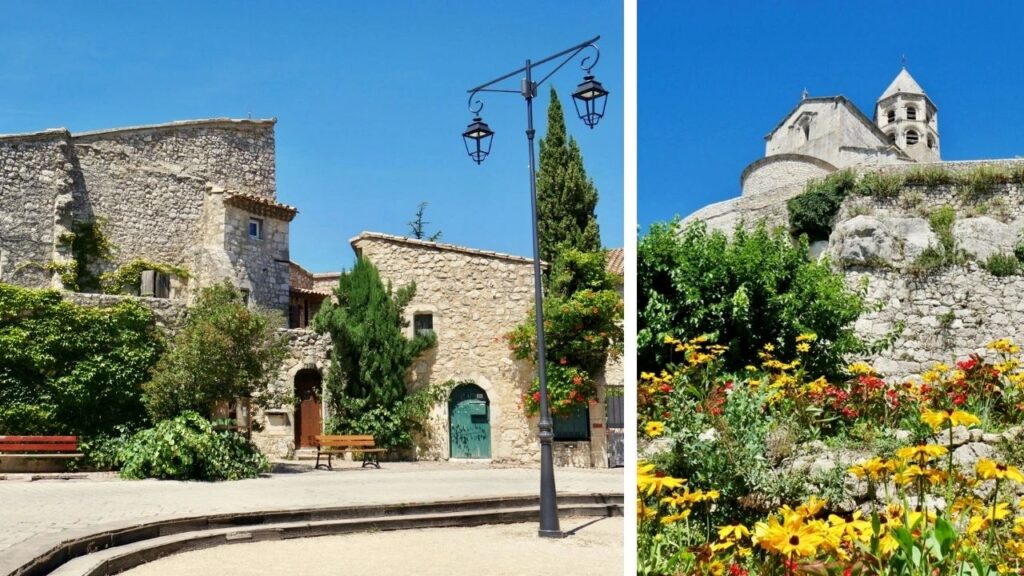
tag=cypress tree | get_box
[536,86,602,267]
[313,257,434,417]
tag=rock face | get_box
[953,216,1019,261]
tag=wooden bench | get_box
[0,436,83,472]
[314,435,386,470]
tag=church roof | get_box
[878,68,927,101]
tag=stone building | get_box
[683,67,1024,380]
[0,117,620,467]
[687,68,936,231]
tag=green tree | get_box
[408,201,442,242]
[312,257,435,449]
[638,219,867,378]
[142,281,288,421]
[536,87,601,266]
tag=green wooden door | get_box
[449,384,491,459]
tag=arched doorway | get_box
[449,383,491,459]
[294,369,322,449]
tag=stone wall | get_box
[61,291,189,332]
[0,130,75,288]
[252,328,332,458]
[222,203,290,312]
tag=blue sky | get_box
[639,2,1024,232]
[0,1,623,272]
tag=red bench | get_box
[0,436,83,471]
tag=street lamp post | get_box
[461,36,609,539]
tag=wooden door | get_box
[294,370,322,449]
[449,384,491,459]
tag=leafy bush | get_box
[143,282,288,421]
[786,170,857,241]
[855,171,905,199]
[0,283,162,436]
[909,205,965,274]
[101,259,190,295]
[118,412,269,481]
[983,252,1020,277]
[324,380,453,452]
[638,220,865,379]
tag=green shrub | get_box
[958,164,1009,201]
[929,205,957,253]
[101,259,190,295]
[854,171,905,199]
[638,220,865,378]
[1014,241,1024,263]
[904,165,957,187]
[0,283,162,437]
[143,282,288,421]
[118,412,269,481]
[908,206,964,275]
[983,252,1020,277]
[786,170,857,241]
[1009,163,1024,185]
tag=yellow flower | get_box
[796,333,818,343]
[796,342,810,353]
[660,510,691,525]
[848,361,874,376]
[796,496,827,519]
[896,444,948,463]
[977,459,1024,483]
[849,457,895,481]
[989,338,1021,354]
[967,502,1011,534]
[718,524,751,541]
[763,343,776,352]
[920,408,981,432]
[755,513,826,558]
[645,421,666,438]
[637,462,686,496]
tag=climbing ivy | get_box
[101,259,190,295]
[0,283,163,437]
[66,219,115,291]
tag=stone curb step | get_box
[10,493,623,576]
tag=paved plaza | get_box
[0,462,622,575]
[122,518,624,576]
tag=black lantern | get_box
[571,75,609,129]
[462,116,494,164]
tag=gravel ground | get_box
[122,517,624,576]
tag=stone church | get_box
[688,67,940,232]
[684,67,1024,381]
[0,118,620,468]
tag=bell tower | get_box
[874,67,939,162]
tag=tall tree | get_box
[536,87,602,266]
[312,257,435,447]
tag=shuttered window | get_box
[553,404,590,441]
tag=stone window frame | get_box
[408,304,440,340]
[886,109,896,124]
[905,129,920,145]
[927,134,936,149]
[248,217,264,240]
[886,130,897,145]
[906,105,918,121]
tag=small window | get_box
[886,109,896,124]
[906,130,919,145]
[906,106,917,120]
[414,313,434,336]
[553,404,590,441]
[887,131,896,145]
[249,218,263,240]
[927,135,935,149]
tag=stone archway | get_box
[293,368,323,449]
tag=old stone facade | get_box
[346,232,613,467]
[684,68,1024,381]
[0,119,292,312]
[1,117,618,468]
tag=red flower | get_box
[532,392,541,403]
[573,374,583,386]
[559,357,568,365]
[957,357,978,371]
[662,411,671,419]
[659,384,673,394]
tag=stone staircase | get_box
[17,494,623,576]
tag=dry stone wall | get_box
[0,130,75,288]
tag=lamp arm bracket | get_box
[464,35,601,96]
